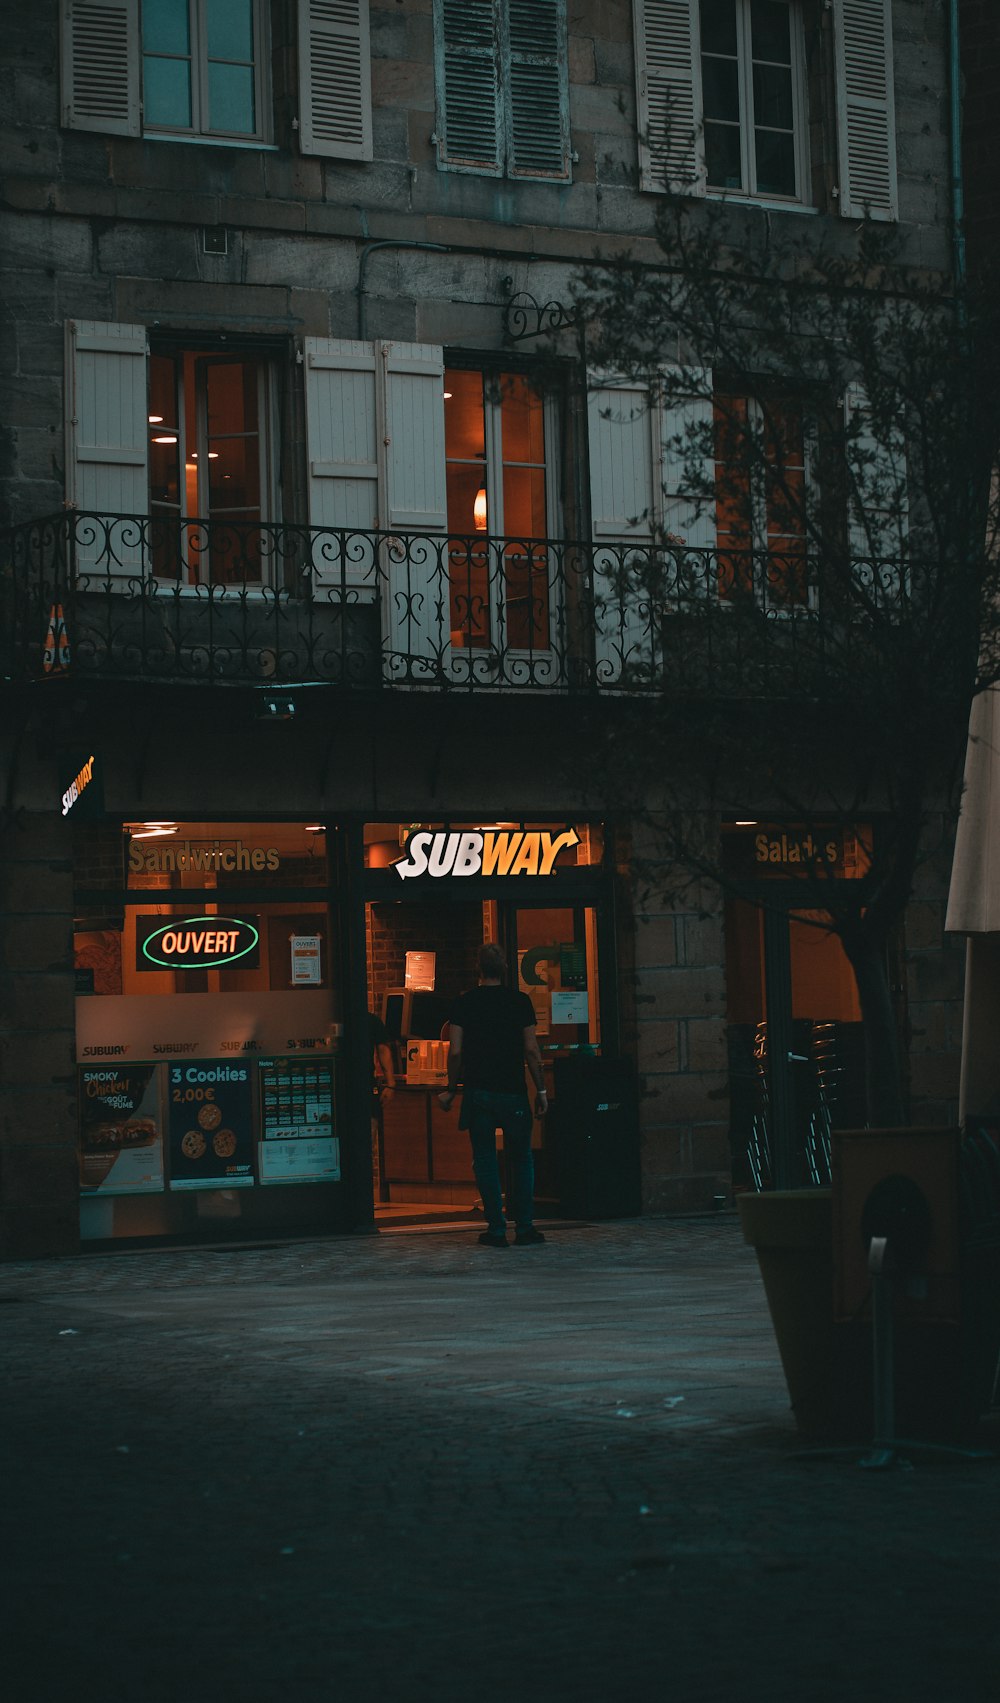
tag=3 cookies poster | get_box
[167,1062,254,1190]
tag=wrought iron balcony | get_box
[1,511,899,698]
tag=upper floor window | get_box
[148,345,275,584]
[434,0,571,180]
[444,368,558,650]
[633,0,898,219]
[700,0,804,200]
[60,0,373,159]
[141,0,266,140]
[713,391,809,608]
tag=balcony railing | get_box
[0,512,901,697]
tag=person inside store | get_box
[437,941,548,1248]
[370,1010,397,1203]
[370,1010,397,1103]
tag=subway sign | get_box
[136,916,260,972]
[394,827,580,880]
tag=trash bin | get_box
[550,1054,641,1220]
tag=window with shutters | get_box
[635,1,897,217]
[700,1,806,199]
[633,0,810,204]
[434,0,570,180]
[61,1,373,159]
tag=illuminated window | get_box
[148,348,273,585]
[444,369,556,651]
[714,392,809,608]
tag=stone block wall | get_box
[0,812,79,1256]
[624,823,731,1214]
[903,815,965,1125]
[961,0,1000,266]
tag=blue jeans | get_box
[460,1089,535,1235]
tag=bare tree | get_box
[562,204,1000,1147]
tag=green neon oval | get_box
[140,916,259,969]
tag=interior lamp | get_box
[473,485,488,532]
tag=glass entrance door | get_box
[725,897,868,1190]
[365,891,604,1222]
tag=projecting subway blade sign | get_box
[394,828,580,880]
[136,916,260,972]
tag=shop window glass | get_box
[722,821,872,1190]
[73,822,340,1214]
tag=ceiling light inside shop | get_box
[148,414,164,424]
[152,435,178,444]
[129,822,179,839]
[734,820,758,827]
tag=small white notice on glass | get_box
[290,934,322,985]
[551,990,589,1026]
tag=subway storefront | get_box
[73,818,624,1242]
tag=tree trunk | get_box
[845,938,907,1128]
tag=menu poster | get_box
[258,1057,340,1185]
[78,1065,165,1195]
[290,934,322,985]
[167,1062,254,1191]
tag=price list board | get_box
[258,1057,340,1185]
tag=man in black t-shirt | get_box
[438,942,547,1248]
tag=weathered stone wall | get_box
[0,812,79,1256]
[960,0,1000,267]
[904,816,965,1125]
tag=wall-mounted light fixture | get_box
[473,485,488,531]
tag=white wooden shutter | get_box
[65,319,148,580]
[436,0,502,174]
[60,0,140,136]
[660,371,716,556]
[507,0,569,179]
[588,377,656,542]
[382,343,448,675]
[588,376,657,686]
[298,0,373,160]
[843,383,908,596]
[833,0,897,221]
[304,337,380,588]
[633,0,703,195]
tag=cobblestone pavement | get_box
[1,1217,997,1703]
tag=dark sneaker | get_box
[515,1227,546,1246]
[478,1231,509,1248]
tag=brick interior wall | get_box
[366,901,484,1022]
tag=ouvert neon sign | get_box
[394,827,581,880]
[140,916,260,969]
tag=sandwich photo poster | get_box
[78,1064,165,1195]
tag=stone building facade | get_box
[0,1,969,1254]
